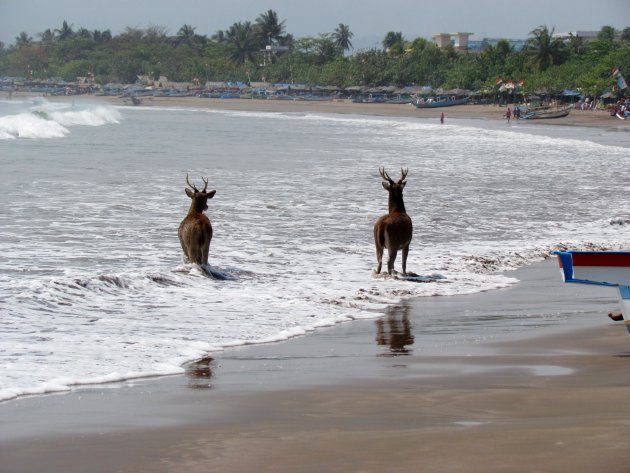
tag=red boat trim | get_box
[572,252,630,267]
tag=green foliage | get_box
[524,25,567,71]
[225,21,259,65]
[1,17,628,96]
[255,9,286,47]
[332,24,353,52]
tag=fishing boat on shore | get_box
[415,95,469,108]
[522,108,570,119]
[555,250,630,334]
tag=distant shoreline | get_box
[10,91,630,129]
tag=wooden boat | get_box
[555,250,630,334]
[415,95,469,108]
[522,108,569,119]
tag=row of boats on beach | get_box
[122,90,571,119]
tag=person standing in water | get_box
[440,112,444,124]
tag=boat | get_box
[415,95,469,108]
[522,108,570,119]
[555,250,630,334]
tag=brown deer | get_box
[374,167,413,275]
[178,174,216,265]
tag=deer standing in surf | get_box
[374,167,413,275]
[179,174,216,265]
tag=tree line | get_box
[1,11,629,96]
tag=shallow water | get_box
[1,97,629,401]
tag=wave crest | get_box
[0,99,121,140]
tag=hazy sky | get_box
[1,0,629,49]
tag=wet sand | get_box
[32,92,630,129]
[3,260,630,473]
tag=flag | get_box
[613,67,628,90]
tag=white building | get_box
[432,32,474,50]
[552,31,599,42]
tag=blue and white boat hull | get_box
[555,251,630,333]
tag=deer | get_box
[374,167,413,275]
[178,174,216,266]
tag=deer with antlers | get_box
[374,167,413,275]
[178,174,216,265]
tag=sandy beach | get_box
[17,91,630,129]
[3,94,630,473]
[3,260,630,473]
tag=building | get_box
[467,38,526,52]
[552,31,599,42]
[432,32,474,50]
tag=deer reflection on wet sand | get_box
[375,304,414,356]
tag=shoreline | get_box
[4,92,630,471]
[3,260,630,472]
[11,91,630,130]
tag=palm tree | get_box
[76,28,92,39]
[332,23,353,53]
[524,25,566,71]
[255,9,285,46]
[383,31,404,50]
[177,24,196,45]
[39,29,55,45]
[55,20,74,41]
[225,21,258,65]
[15,32,32,48]
[86,29,112,44]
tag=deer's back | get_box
[374,212,412,247]
[179,214,213,242]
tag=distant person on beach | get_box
[513,106,520,119]
[440,112,444,124]
[504,107,511,123]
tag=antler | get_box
[186,173,199,192]
[186,174,210,193]
[400,168,408,182]
[379,167,394,184]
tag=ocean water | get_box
[1,98,629,401]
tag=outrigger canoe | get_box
[555,250,630,333]
[523,108,570,119]
[415,96,469,108]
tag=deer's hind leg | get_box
[375,243,384,274]
[201,241,210,266]
[401,244,409,275]
[374,229,384,274]
[387,247,398,275]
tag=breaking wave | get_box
[0,98,121,140]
